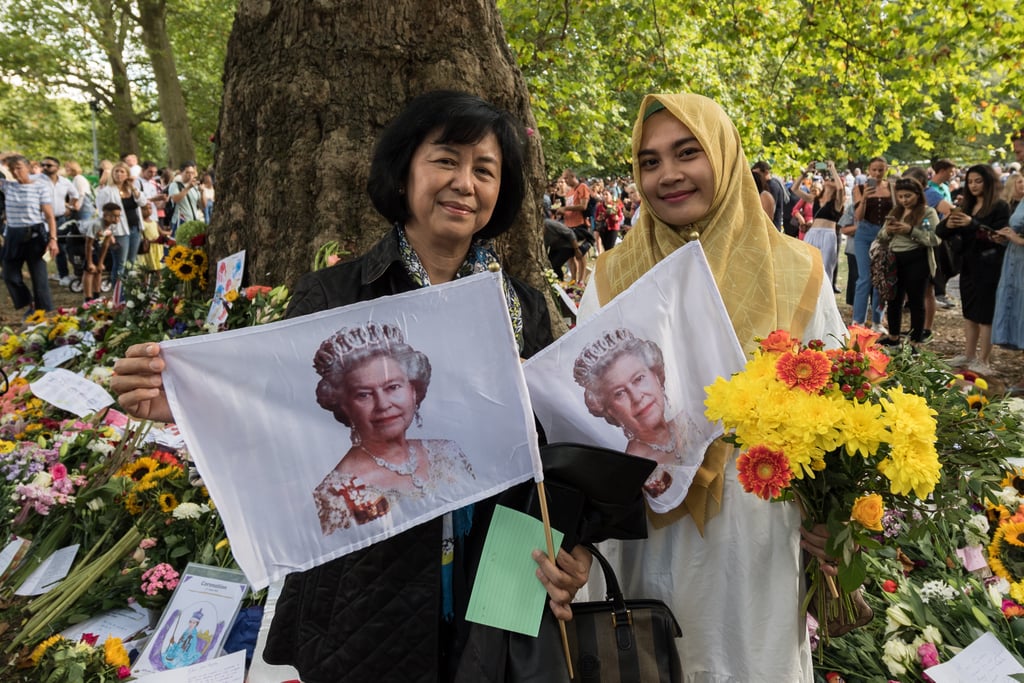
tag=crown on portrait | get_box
[572,328,636,387]
[314,322,406,376]
[191,608,203,621]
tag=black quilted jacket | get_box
[262,227,555,682]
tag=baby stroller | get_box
[60,219,113,294]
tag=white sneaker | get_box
[947,354,972,367]
[967,360,993,376]
[872,323,888,335]
[48,273,60,282]
[58,276,72,286]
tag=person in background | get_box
[852,156,895,332]
[200,171,215,224]
[39,155,80,286]
[1,154,58,314]
[752,170,775,220]
[936,164,1010,376]
[993,131,1024,395]
[751,159,789,231]
[84,203,118,302]
[65,160,95,223]
[166,161,202,234]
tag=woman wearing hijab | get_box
[579,93,846,681]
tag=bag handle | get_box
[584,543,636,649]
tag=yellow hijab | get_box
[593,94,823,533]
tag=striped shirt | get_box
[1,178,51,228]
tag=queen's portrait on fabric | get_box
[573,328,703,513]
[311,322,473,535]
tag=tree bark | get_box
[135,0,196,168]
[92,0,141,155]
[212,0,561,333]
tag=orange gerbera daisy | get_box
[776,348,832,393]
[737,445,792,500]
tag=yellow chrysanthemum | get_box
[836,397,887,458]
[29,635,65,665]
[877,439,941,499]
[225,290,239,303]
[0,440,13,455]
[880,387,938,445]
[103,637,130,668]
[158,493,179,513]
[1011,582,1024,605]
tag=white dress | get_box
[578,279,846,682]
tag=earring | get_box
[350,428,362,446]
[414,409,423,429]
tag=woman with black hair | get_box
[936,163,1010,375]
[111,90,590,682]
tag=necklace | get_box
[361,444,426,490]
[636,422,679,455]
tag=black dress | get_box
[936,201,1010,323]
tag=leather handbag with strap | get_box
[564,543,682,683]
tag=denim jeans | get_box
[853,220,883,324]
[111,234,130,284]
[2,225,54,312]
[55,215,71,278]
[127,227,141,265]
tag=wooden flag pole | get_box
[536,480,574,680]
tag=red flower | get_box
[776,348,832,393]
[737,445,792,500]
[1002,599,1024,618]
[882,579,898,593]
[760,330,799,353]
[80,632,99,646]
[117,666,132,679]
[244,285,273,299]
[189,234,207,247]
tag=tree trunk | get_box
[135,0,196,168]
[212,0,561,333]
[92,0,141,156]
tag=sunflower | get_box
[989,521,1024,583]
[121,492,144,515]
[24,309,48,325]
[158,493,179,513]
[166,245,190,270]
[118,457,161,482]
[171,258,197,282]
[966,393,989,412]
[189,248,208,273]
[1001,469,1024,496]
[29,634,65,665]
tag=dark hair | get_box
[932,159,956,173]
[868,156,888,167]
[42,156,60,165]
[179,160,197,172]
[141,160,158,171]
[902,167,929,186]
[889,177,926,226]
[751,171,765,194]
[102,202,122,213]
[961,164,999,215]
[367,90,527,239]
[752,160,771,174]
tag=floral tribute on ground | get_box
[0,222,291,681]
[705,325,942,641]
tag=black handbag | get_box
[565,544,682,683]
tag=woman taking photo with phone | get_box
[852,156,894,331]
[936,163,1010,375]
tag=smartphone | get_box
[815,162,827,171]
[866,178,877,189]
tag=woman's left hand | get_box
[533,545,593,621]
[799,524,840,577]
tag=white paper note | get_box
[925,632,1024,682]
[41,344,83,368]
[29,369,114,417]
[0,536,31,581]
[61,602,151,642]
[134,649,245,683]
[15,544,80,596]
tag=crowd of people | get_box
[0,152,216,315]
[3,88,1023,681]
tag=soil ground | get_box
[2,244,1021,387]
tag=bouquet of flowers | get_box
[704,325,942,638]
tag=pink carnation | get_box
[50,463,68,480]
[139,538,158,550]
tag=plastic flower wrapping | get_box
[704,325,942,637]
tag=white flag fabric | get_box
[162,272,541,589]
[523,243,745,514]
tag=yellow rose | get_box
[851,493,884,531]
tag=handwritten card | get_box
[205,250,246,327]
[466,505,564,637]
[61,602,151,642]
[29,369,114,417]
[41,344,82,368]
[134,649,245,683]
[925,632,1024,682]
[15,544,80,596]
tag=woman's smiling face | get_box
[636,110,715,230]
